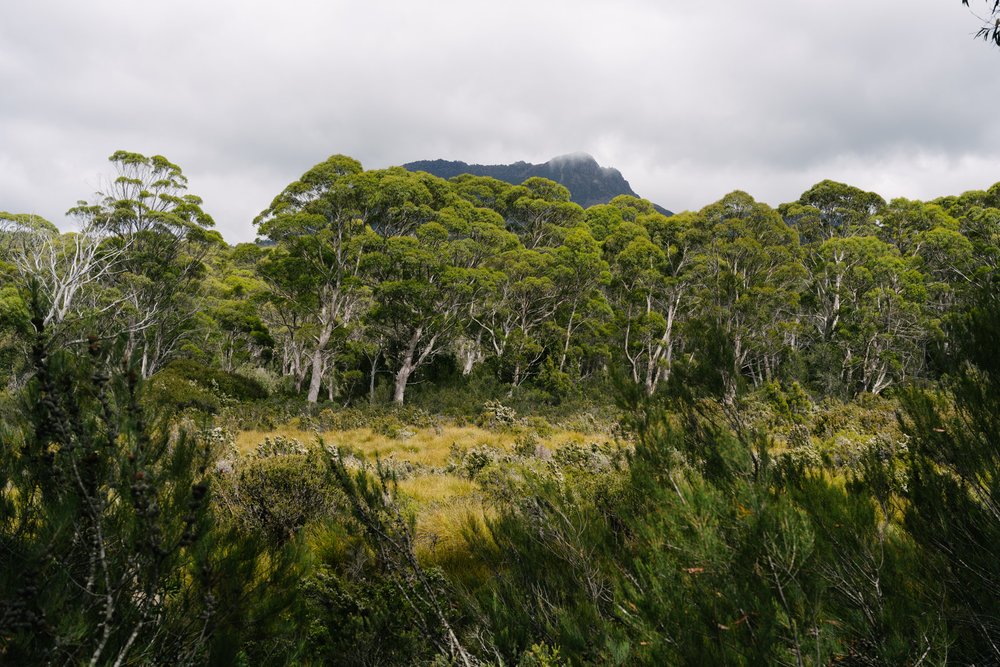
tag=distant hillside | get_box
[403,153,672,215]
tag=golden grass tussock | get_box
[234,427,320,455]
[232,422,612,576]
[236,424,612,466]
[399,474,493,577]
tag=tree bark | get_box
[307,349,325,403]
[393,362,413,404]
[306,320,335,403]
[369,350,379,403]
[393,327,423,404]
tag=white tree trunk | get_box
[393,327,423,404]
[306,350,325,403]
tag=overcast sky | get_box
[2,0,998,242]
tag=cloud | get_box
[1,0,997,241]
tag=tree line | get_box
[2,151,997,408]
[3,151,1000,663]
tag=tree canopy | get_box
[3,151,1000,664]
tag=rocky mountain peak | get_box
[402,154,671,215]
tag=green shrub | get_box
[300,564,436,666]
[147,359,269,414]
[213,449,339,543]
[145,371,221,413]
[0,327,302,665]
[523,416,556,438]
[255,434,308,458]
[163,359,269,400]
[514,432,541,457]
[371,413,405,438]
[477,400,518,429]
[462,446,500,479]
[552,442,619,474]
[535,358,574,403]
[519,642,568,666]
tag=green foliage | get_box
[459,376,951,665]
[476,399,518,429]
[461,472,623,664]
[5,151,1000,664]
[147,359,269,415]
[762,380,813,425]
[326,449,478,665]
[214,446,339,544]
[898,280,1000,663]
[300,558,437,666]
[518,642,568,666]
[0,325,301,664]
[535,357,574,402]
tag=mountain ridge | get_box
[403,153,672,215]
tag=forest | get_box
[1,150,999,665]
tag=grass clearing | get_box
[235,423,613,467]
[234,421,615,570]
[400,475,485,563]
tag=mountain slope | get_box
[403,153,672,215]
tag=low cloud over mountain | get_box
[404,153,672,215]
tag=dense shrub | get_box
[146,359,269,415]
[0,328,302,665]
[163,358,269,400]
[213,448,339,543]
[145,370,223,413]
[300,562,437,666]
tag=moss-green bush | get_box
[164,359,269,400]
[147,359,269,415]
[213,449,339,543]
[145,371,222,414]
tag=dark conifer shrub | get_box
[0,310,301,664]
[900,277,1000,663]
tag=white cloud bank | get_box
[1,0,997,241]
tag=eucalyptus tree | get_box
[0,214,59,388]
[606,210,701,395]
[548,226,611,374]
[256,160,468,402]
[68,151,221,377]
[472,246,565,387]
[355,167,453,238]
[797,196,974,394]
[10,229,125,335]
[196,243,275,373]
[2,212,118,334]
[433,200,520,375]
[607,194,660,221]
[0,212,59,256]
[934,183,1000,278]
[697,192,806,391]
[803,236,866,351]
[502,177,586,249]
[781,180,886,243]
[363,221,485,403]
[583,203,627,242]
[877,198,976,327]
[255,155,376,403]
[254,245,315,393]
[806,235,928,395]
[852,252,928,395]
[448,173,516,212]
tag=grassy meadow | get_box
[233,419,618,563]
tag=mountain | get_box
[403,152,672,215]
